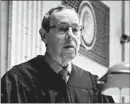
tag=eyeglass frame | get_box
[48,23,84,35]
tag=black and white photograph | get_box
[0,0,130,103]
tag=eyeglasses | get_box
[49,23,84,35]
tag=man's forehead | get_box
[50,9,79,25]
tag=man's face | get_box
[45,9,81,65]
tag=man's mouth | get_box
[64,45,74,49]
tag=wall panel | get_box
[9,1,46,70]
[0,1,10,77]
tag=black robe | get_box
[1,55,114,103]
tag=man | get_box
[1,5,114,103]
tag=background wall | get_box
[102,1,130,67]
[0,1,10,77]
[0,0,129,103]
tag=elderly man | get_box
[1,5,114,103]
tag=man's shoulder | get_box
[69,63,98,89]
[14,55,44,69]
[1,55,45,82]
[7,55,43,73]
[1,55,47,90]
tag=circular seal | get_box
[78,1,97,50]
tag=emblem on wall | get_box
[78,1,97,50]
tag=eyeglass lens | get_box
[57,23,82,34]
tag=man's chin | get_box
[62,53,76,60]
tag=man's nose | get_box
[65,27,74,40]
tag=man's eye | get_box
[72,28,78,32]
[59,27,65,31]
[59,27,68,32]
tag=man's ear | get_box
[39,28,47,44]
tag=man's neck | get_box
[45,52,71,67]
[44,52,72,74]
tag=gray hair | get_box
[41,5,79,32]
